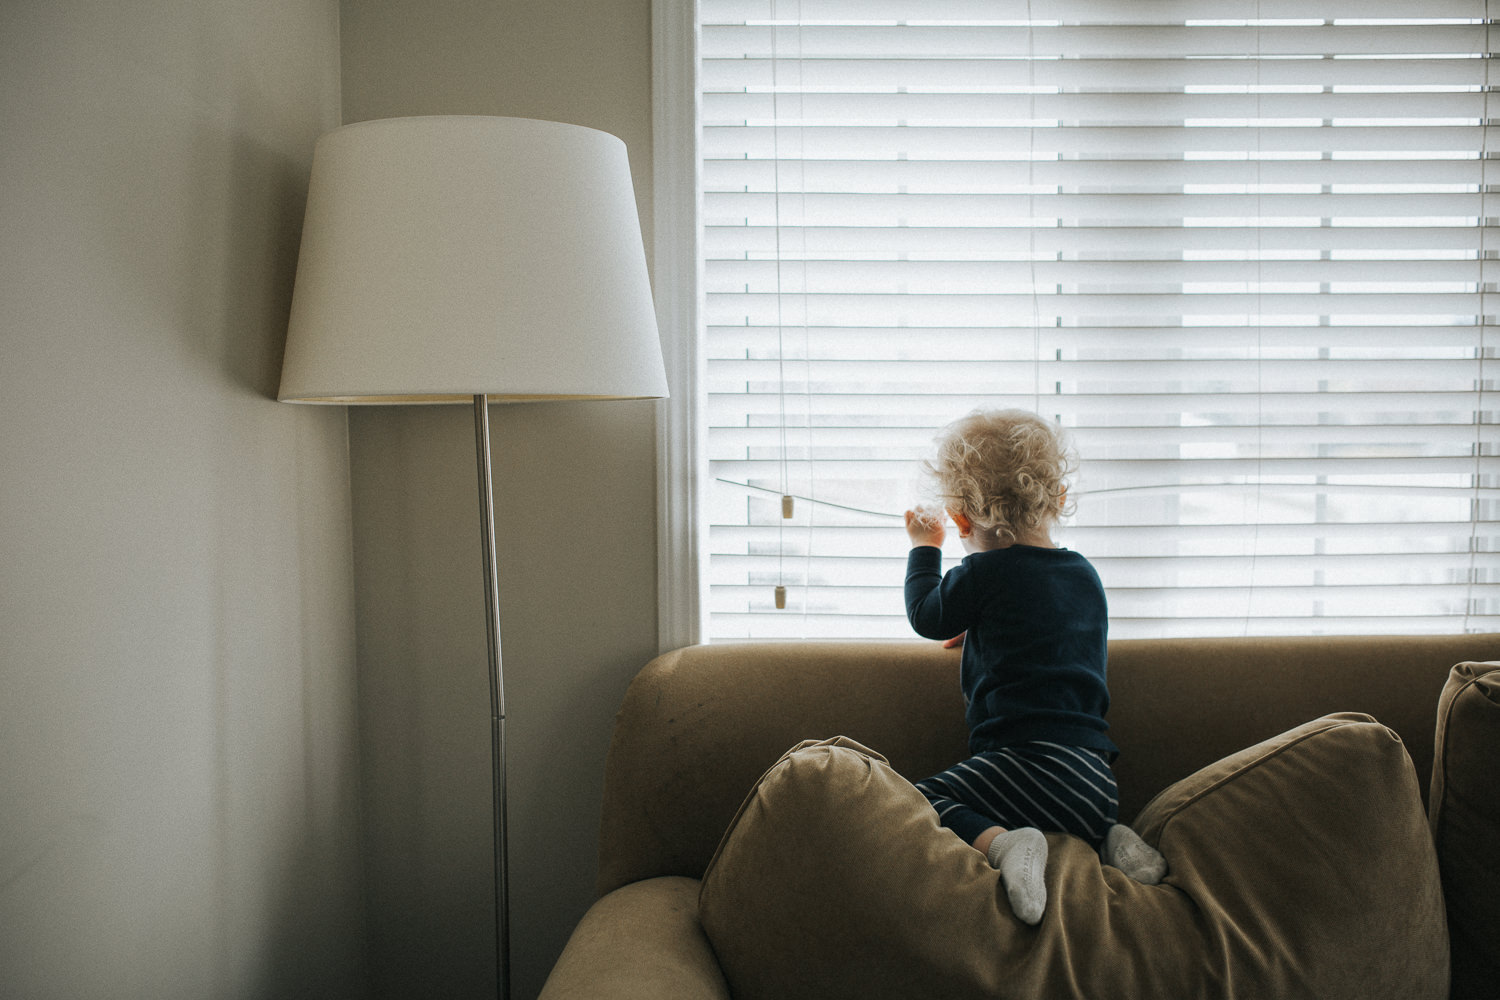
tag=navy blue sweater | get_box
[905,544,1116,757]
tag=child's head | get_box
[921,409,1077,545]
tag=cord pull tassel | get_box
[774,585,787,609]
[782,494,794,518]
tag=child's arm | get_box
[903,509,972,641]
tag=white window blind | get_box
[699,0,1500,640]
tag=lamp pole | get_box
[473,393,510,1000]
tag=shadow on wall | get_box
[202,85,369,997]
[349,402,500,999]
[186,116,308,401]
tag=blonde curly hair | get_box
[921,409,1077,544]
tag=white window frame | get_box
[655,0,708,651]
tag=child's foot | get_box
[1102,824,1167,885]
[986,827,1047,925]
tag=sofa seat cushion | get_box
[698,719,1447,1000]
[1429,660,1500,1000]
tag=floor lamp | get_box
[276,116,669,999]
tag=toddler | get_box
[903,408,1166,925]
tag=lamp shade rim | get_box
[278,391,670,405]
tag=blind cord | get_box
[718,476,1500,525]
[1243,4,1266,637]
[770,0,789,609]
[1028,0,1043,414]
[1468,0,1492,632]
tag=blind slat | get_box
[705,259,1490,288]
[702,0,1486,22]
[702,125,1492,158]
[702,24,1489,60]
[705,91,1491,125]
[707,391,1491,421]
[705,156,1500,189]
[704,225,1493,254]
[708,424,1494,450]
[704,57,1496,90]
[707,325,1490,351]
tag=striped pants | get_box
[915,741,1119,851]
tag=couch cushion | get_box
[1429,660,1500,1000]
[597,642,968,895]
[698,718,1446,1000]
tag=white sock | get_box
[986,828,1047,926]
[1102,824,1168,885]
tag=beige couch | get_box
[540,635,1500,999]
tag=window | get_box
[655,0,1500,645]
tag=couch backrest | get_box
[595,634,1500,896]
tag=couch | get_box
[539,635,1500,999]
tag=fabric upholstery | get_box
[596,641,968,895]
[698,718,1447,1000]
[1104,633,1493,818]
[541,876,728,1000]
[1429,660,1500,1000]
[596,635,1497,896]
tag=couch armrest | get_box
[538,877,729,1000]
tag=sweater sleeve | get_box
[904,546,975,641]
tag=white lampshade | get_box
[278,116,668,404]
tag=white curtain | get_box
[697,0,1499,639]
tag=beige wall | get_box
[0,1,366,997]
[339,1,661,998]
[1,3,661,996]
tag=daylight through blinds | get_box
[701,0,1500,639]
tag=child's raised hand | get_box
[904,507,946,548]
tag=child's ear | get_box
[947,509,973,537]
